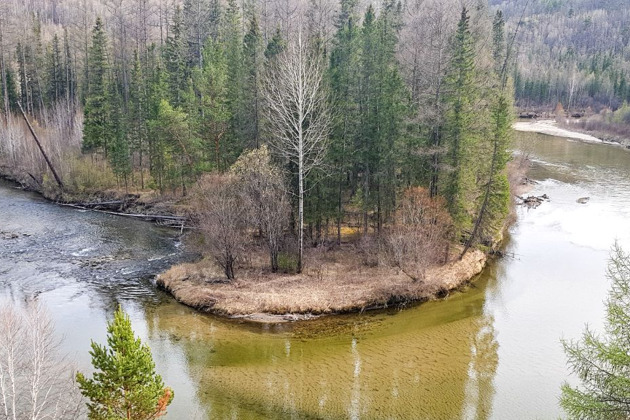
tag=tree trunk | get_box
[298,151,304,273]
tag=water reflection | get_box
[141,276,498,419]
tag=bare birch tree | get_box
[262,26,331,273]
[0,301,84,420]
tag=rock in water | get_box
[577,197,590,204]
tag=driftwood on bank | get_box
[60,202,187,228]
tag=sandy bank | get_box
[513,119,603,143]
[156,248,487,323]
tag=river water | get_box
[1,130,630,419]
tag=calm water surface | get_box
[1,130,630,419]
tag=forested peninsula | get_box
[0,0,519,318]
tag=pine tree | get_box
[492,10,506,77]
[76,307,173,420]
[83,17,110,155]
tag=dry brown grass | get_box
[156,245,487,319]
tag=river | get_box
[1,130,630,419]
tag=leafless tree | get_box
[0,301,84,420]
[194,174,248,280]
[231,145,291,273]
[262,26,331,273]
[382,187,452,281]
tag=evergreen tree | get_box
[149,99,198,194]
[76,307,173,420]
[223,0,246,161]
[328,0,360,244]
[83,17,110,155]
[107,77,131,187]
[356,2,406,234]
[264,28,285,60]
[195,38,230,171]
[163,6,187,108]
[45,34,64,105]
[492,10,506,77]
[128,50,149,188]
[242,15,262,148]
[443,7,479,238]
[561,244,630,419]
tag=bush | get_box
[193,174,248,280]
[277,252,299,274]
[381,187,452,281]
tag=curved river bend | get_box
[2,130,630,419]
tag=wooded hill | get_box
[0,0,514,277]
[492,0,630,110]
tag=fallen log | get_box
[17,102,65,191]
[59,202,187,227]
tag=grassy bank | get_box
[156,247,487,322]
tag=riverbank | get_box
[0,168,187,227]
[513,119,604,143]
[513,118,630,148]
[156,247,487,322]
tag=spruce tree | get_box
[76,307,173,420]
[328,0,360,244]
[264,28,285,60]
[128,50,149,188]
[242,15,262,148]
[223,0,246,162]
[443,7,479,239]
[163,6,187,108]
[83,17,109,155]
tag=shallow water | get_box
[1,130,629,419]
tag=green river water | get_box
[2,130,630,419]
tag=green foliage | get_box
[561,244,630,419]
[264,28,285,60]
[277,252,299,274]
[76,307,173,420]
[149,99,199,193]
[444,7,480,238]
[163,6,188,108]
[82,17,109,155]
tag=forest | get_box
[494,0,630,110]
[0,0,513,279]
